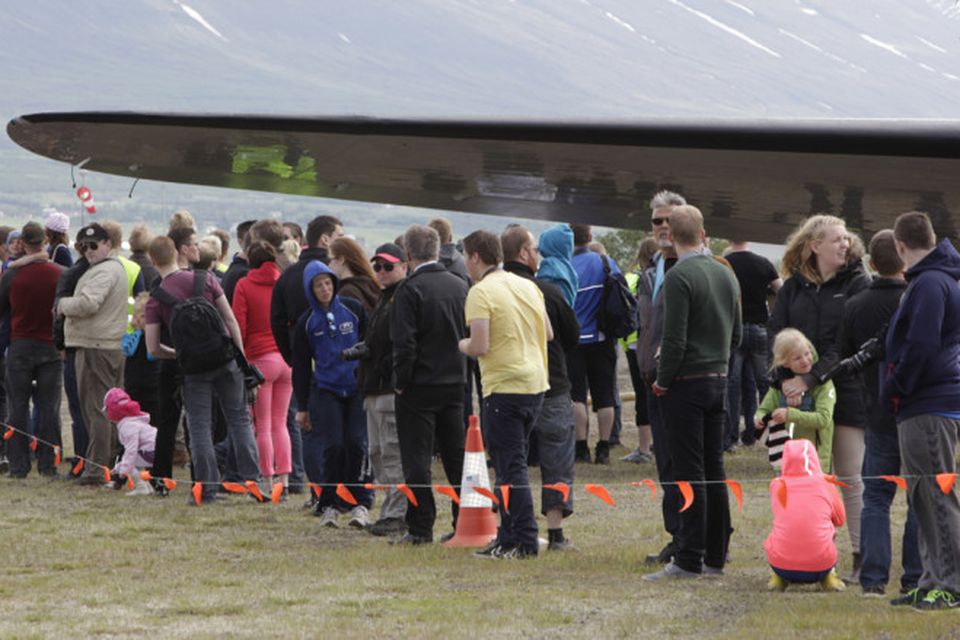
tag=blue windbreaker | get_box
[572,247,620,344]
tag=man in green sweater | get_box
[644,205,742,580]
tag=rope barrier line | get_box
[4,423,958,506]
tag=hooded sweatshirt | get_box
[232,261,282,360]
[764,439,846,572]
[536,224,578,309]
[881,238,960,419]
[292,261,365,406]
[112,413,157,478]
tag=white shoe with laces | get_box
[318,506,340,528]
[348,505,370,529]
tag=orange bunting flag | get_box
[936,473,957,495]
[162,478,177,491]
[724,479,744,513]
[880,475,907,491]
[126,475,135,491]
[2,427,13,441]
[53,446,61,466]
[585,483,616,507]
[29,437,38,452]
[271,482,284,504]
[140,470,153,482]
[630,479,657,500]
[192,482,203,505]
[222,482,248,494]
[364,483,388,490]
[433,484,460,504]
[245,480,265,502]
[104,468,112,483]
[471,486,499,505]
[775,479,788,508]
[72,458,85,476]
[500,485,511,513]
[396,483,418,507]
[677,481,694,513]
[544,482,570,503]
[309,482,322,499]
[336,483,358,506]
[824,474,851,489]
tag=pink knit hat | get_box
[102,387,143,422]
[45,210,70,234]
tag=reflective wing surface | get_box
[7,112,960,241]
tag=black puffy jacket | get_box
[768,261,871,426]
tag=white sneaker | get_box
[318,506,339,528]
[348,505,370,529]
[126,478,155,496]
[642,561,702,581]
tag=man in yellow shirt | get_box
[459,230,552,559]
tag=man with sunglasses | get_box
[635,189,687,566]
[57,223,129,486]
[356,243,409,536]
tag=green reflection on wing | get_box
[231,145,316,182]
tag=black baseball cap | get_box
[76,223,109,243]
[371,242,405,264]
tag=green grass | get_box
[3,437,958,639]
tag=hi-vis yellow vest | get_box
[118,255,141,334]
[619,271,640,349]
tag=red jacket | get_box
[232,262,282,360]
[764,439,846,572]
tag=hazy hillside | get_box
[3,0,959,235]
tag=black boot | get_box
[575,440,591,463]
[594,440,610,465]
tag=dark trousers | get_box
[63,349,87,459]
[660,377,732,573]
[485,392,543,553]
[726,323,769,447]
[396,384,465,539]
[151,358,182,482]
[860,426,922,590]
[646,387,681,539]
[306,387,372,510]
[286,394,305,489]
[6,340,62,476]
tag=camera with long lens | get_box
[235,352,265,391]
[340,341,370,362]
[815,336,884,384]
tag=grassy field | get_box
[3,424,957,640]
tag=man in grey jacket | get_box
[58,223,129,486]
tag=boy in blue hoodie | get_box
[293,261,372,528]
[882,211,960,611]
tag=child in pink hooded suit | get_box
[765,438,846,591]
[105,387,157,496]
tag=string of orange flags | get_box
[4,422,959,510]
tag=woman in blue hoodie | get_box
[293,260,372,528]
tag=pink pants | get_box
[250,351,292,476]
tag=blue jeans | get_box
[532,394,575,517]
[726,323,769,447]
[181,361,260,498]
[860,426,922,590]
[306,386,372,510]
[772,566,833,583]
[63,349,87,459]
[647,387,681,539]
[6,340,62,475]
[484,392,544,553]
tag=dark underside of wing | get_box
[7,112,960,242]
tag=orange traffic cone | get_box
[443,415,498,548]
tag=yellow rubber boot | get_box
[767,572,789,592]
[819,569,846,592]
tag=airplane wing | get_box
[7,112,960,242]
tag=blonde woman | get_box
[768,214,870,582]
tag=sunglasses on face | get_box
[372,262,395,273]
[81,241,101,251]
[651,217,669,226]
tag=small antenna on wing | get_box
[128,177,141,199]
[70,157,91,188]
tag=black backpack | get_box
[151,270,235,374]
[599,255,639,339]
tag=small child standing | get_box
[765,439,846,591]
[755,328,836,472]
[105,387,157,497]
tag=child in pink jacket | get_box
[764,438,846,592]
[105,387,157,497]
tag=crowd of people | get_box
[0,198,958,608]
